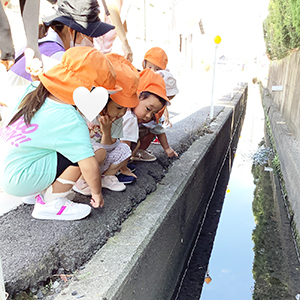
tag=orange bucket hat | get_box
[39,47,122,105]
[137,69,169,104]
[106,53,139,108]
[143,47,168,70]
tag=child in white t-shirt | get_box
[73,53,140,194]
[119,68,169,175]
[137,69,179,158]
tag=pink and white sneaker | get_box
[22,194,38,205]
[72,179,91,196]
[31,195,91,221]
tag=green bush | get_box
[264,0,300,60]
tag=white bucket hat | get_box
[156,69,179,97]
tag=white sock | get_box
[44,178,75,203]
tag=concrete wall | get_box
[266,52,300,247]
[261,87,300,250]
[267,51,300,143]
[54,85,248,300]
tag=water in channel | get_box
[173,83,300,299]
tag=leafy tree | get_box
[264,0,300,59]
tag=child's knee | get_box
[95,148,106,164]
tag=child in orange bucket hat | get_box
[119,69,171,168]
[0,47,121,221]
[139,69,179,156]
[73,53,140,194]
[142,47,168,71]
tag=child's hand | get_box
[0,59,14,71]
[24,48,43,76]
[90,192,105,208]
[99,115,112,136]
[87,122,100,138]
[165,147,178,158]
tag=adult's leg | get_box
[20,0,41,60]
[0,2,14,63]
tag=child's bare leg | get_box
[119,157,137,178]
[94,148,106,165]
[139,133,155,150]
[104,161,129,176]
[45,165,81,203]
[131,140,140,157]
[77,149,106,181]
[52,165,81,193]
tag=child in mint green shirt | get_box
[0,47,121,221]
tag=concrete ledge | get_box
[54,85,248,300]
[261,87,300,244]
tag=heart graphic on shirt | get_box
[73,86,109,122]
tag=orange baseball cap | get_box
[106,53,139,108]
[137,69,169,104]
[143,47,168,70]
[39,47,122,105]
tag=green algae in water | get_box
[251,161,296,300]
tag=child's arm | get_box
[99,115,114,145]
[157,133,178,158]
[163,107,172,127]
[78,156,104,208]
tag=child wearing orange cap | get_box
[119,69,170,173]
[137,69,179,157]
[142,47,168,71]
[73,53,139,194]
[133,72,178,161]
[141,48,178,156]
[0,47,121,221]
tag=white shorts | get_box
[91,139,131,173]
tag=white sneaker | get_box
[102,175,126,192]
[72,179,91,196]
[31,195,91,220]
[22,194,38,205]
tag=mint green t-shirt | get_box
[0,83,94,197]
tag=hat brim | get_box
[110,92,139,108]
[139,89,170,106]
[107,85,123,95]
[39,71,122,105]
[42,15,115,37]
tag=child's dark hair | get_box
[100,97,112,116]
[7,83,49,127]
[139,91,166,107]
[39,21,65,39]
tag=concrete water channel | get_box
[172,83,300,300]
[4,69,300,299]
